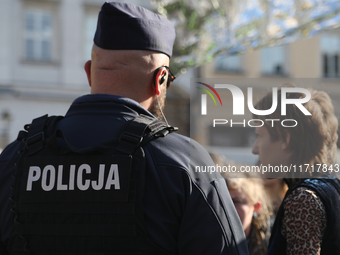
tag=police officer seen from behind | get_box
[0,2,248,254]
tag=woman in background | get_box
[225,177,272,255]
[252,86,340,254]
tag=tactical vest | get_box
[268,177,340,255]
[9,114,178,255]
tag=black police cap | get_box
[94,2,176,58]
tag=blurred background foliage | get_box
[151,0,340,74]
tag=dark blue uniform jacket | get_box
[0,94,248,255]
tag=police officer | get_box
[0,2,248,254]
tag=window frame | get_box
[261,45,288,76]
[320,33,340,78]
[214,54,244,74]
[22,2,58,64]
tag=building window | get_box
[84,13,98,61]
[261,45,287,75]
[24,10,53,61]
[0,111,11,149]
[215,54,242,73]
[321,34,340,78]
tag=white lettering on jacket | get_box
[26,164,120,191]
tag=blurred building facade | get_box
[0,0,190,150]
[197,29,340,163]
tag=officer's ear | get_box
[153,68,167,96]
[84,60,92,87]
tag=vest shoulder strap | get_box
[17,113,177,156]
[17,115,63,156]
[116,114,178,155]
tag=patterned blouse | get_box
[281,187,327,255]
